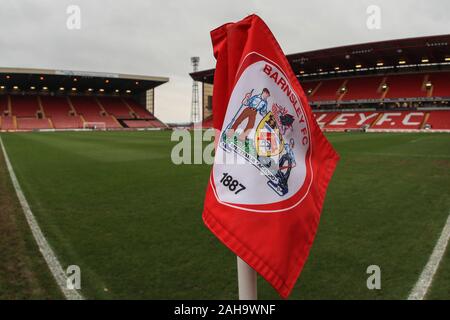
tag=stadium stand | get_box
[424,110,450,130]
[97,97,133,118]
[366,111,425,130]
[41,96,83,129]
[0,95,9,115]
[194,108,450,132]
[0,67,168,131]
[70,96,122,129]
[0,116,15,130]
[383,74,428,99]
[41,96,72,117]
[10,95,40,117]
[338,76,384,100]
[312,110,450,132]
[0,94,166,131]
[428,73,450,97]
[314,112,340,127]
[303,81,321,98]
[324,112,380,130]
[310,79,345,101]
[302,72,449,103]
[16,118,52,130]
[123,120,161,128]
[191,35,450,133]
[123,98,154,119]
[149,119,166,128]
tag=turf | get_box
[0,140,63,299]
[426,243,450,299]
[0,131,449,299]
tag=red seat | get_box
[425,110,450,129]
[369,111,425,129]
[16,118,52,130]
[148,120,166,128]
[0,95,8,115]
[41,96,72,117]
[341,76,384,101]
[124,120,154,128]
[70,96,122,128]
[325,112,380,130]
[98,97,133,118]
[11,95,40,117]
[40,96,82,129]
[313,112,339,127]
[123,98,155,120]
[384,74,427,99]
[310,79,345,101]
[428,73,450,97]
[51,116,83,129]
[301,80,320,100]
[315,110,450,131]
[0,116,15,130]
[1,95,168,130]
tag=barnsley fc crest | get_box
[255,111,284,157]
[213,54,312,209]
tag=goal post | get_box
[83,122,106,131]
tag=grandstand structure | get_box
[0,68,168,131]
[190,34,450,132]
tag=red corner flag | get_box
[202,14,339,298]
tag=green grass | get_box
[0,131,449,299]
[0,140,63,299]
[427,243,450,299]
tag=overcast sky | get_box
[0,0,448,123]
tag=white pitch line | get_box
[408,213,450,300]
[0,136,84,300]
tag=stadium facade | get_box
[0,67,168,131]
[190,34,450,132]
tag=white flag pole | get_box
[237,256,257,300]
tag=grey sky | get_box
[0,0,449,123]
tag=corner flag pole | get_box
[237,256,257,300]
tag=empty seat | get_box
[313,112,339,127]
[428,73,450,97]
[0,95,8,115]
[342,76,384,100]
[123,98,155,120]
[369,111,425,129]
[384,74,427,99]
[70,96,122,128]
[425,110,450,129]
[325,112,380,130]
[124,119,166,128]
[309,79,345,101]
[41,96,72,117]
[16,118,52,130]
[98,97,133,118]
[124,120,155,128]
[10,95,40,117]
[0,116,15,130]
[40,96,82,129]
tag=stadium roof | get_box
[0,67,169,95]
[190,34,450,84]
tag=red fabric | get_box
[202,15,339,298]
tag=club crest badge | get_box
[212,54,312,209]
[255,111,284,157]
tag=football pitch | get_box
[0,130,449,299]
